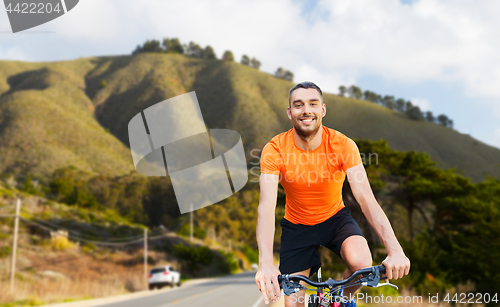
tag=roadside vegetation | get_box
[1,135,498,305]
[0,182,256,306]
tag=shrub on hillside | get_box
[216,250,239,274]
[50,236,75,251]
[0,246,11,258]
[173,244,213,275]
[177,224,206,239]
[241,244,258,264]
[222,50,234,61]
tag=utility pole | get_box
[211,227,216,246]
[144,228,148,288]
[190,204,193,242]
[10,198,20,292]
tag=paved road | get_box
[95,271,268,307]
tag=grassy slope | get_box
[0,59,134,180]
[0,53,499,182]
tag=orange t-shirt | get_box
[260,126,363,225]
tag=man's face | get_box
[287,88,326,140]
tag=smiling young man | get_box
[254,82,410,307]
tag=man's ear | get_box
[286,107,292,120]
[322,103,326,117]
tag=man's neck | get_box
[293,125,323,151]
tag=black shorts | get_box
[279,207,364,277]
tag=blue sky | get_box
[1,0,499,149]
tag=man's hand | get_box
[382,252,410,280]
[255,263,281,304]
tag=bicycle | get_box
[278,265,398,307]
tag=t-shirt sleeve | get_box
[341,138,363,171]
[260,142,282,175]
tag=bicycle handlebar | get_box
[277,265,386,291]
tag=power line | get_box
[20,217,171,246]
[2,209,173,245]
[27,217,152,242]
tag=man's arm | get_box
[346,164,410,280]
[255,173,281,304]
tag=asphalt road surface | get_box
[95,271,269,307]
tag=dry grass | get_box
[0,195,176,307]
[0,243,151,306]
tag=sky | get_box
[1,0,499,149]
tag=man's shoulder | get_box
[323,126,351,147]
[265,129,294,151]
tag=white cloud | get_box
[294,64,355,96]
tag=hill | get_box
[0,59,134,180]
[0,53,499,181]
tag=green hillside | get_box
[0,59,134,179]
[0,53,499,181]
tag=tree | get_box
[222,50,234,61]
[250,57,261,69]
[275,67,294,81]
[241,55,250,65]
[406,105,424,120]
[185,41,203,58]
[363,90,378,103]
[391,151,440,241]
[425,111,435,123]
[382,95,395,109]
[141,40,162,52]
[428,177,499,300]
[275,67,286,78]
[203,45,216,59]
[163,38,184,54]
[132,45,142,55]
[348,85,362,99]
[338,86,347,97]
[396,98,406,112]
[437,114,449,127]
[284,70,294,81]
[405,101,413,113]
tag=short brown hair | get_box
[288,81,323,106]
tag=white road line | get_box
[251,296,264,307]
